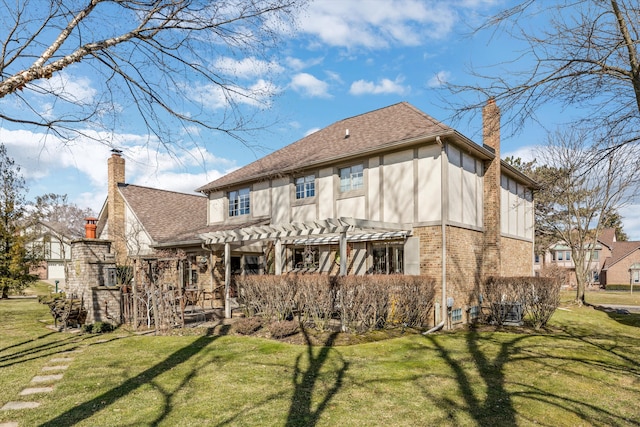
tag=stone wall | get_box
[67,238,119,324]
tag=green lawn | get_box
[1,295,639,426]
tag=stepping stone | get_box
[20,386,54,395]
[42,365,68,372]
[31,374,63,383]
[49,357,73,363]
[1,401,40,410]
[0,421,19,426]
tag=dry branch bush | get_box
[389,275,435,327]
[483,276,527,326]
[520,277,561,329]
[268,320,299,338]
[338,275,390,333]
[236,275,296,321]
[295,274,337,331]
[235,317,263,335]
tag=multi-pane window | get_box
[229,188,250,217]
[295,175,315,199]
[452,308,463,323]
[469,306,480,321]
[339,164,363,192]
[372,243,403,274]
[565,251,571,261]
[557,251,563,261]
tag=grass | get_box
[1,291,639,426]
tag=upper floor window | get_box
[229,188,250,217]
[295,175,315,199]
[557,251,563,261]
[339,164,363,192]
[565,251,571,261]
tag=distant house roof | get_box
[601,241,640,270]
[598,228,617,249]
[197,102,534,193]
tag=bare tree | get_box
[534,127,640,304]
[0,0,306,149]
[449,0,640,152]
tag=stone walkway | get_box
[0,347,83,426]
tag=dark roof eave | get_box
[198,130,497,194]
[500,161,540,189]
[153,239,205,249]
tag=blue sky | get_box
[2,0,639,239]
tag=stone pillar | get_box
[482,98,502,279]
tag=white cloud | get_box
[214,56,284,78]
[349,77,408,96]
[188,79,280,110]
[290,73,331,98]
[296,0,459,49]
[38,71,97,104]
[286,56,324,71]
[304,127,321,137]
[427,70,451,88]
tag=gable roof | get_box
[197,102,499,193]
[601,241,640,270]
[598,228,617,249]
[115,184,207,243]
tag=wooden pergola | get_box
[199,217,412,318]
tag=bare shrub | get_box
[295,274,337,331]
[390,276,435,327]
[235,316,262,335]
[269,320,299,339]
[236,275,297,321]
[483,276,526,326]
[520,277,561,329]
[338,275,390,333]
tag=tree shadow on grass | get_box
[285,327,349,427]
[0,333,91,369]
[39,325,230,427]
[422,330,521,426]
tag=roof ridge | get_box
[119,183,205,198]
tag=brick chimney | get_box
[482,98,501,278]
[107,150,126,264]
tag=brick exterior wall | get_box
[500,236,533,276]
[482,99,502,280]
[604,248,640,285]
[415,225,484,326]
[108,153,127,265]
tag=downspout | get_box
[424,135,447,334]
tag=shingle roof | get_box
[601,241,640,270]
[118,184,207,242]
[196,102,457,193]
[598,228,616,249]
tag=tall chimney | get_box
[482,98,501,278]
[107,150,126,264]
[85,217,97,239]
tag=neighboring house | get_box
[598,229,640,287]
[97,100,536,327]
[533,228,640,288]
[26,221,72,283]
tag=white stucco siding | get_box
[382,150,414,224]
[208,191,225,224]
[318,167,334,219]
[271,177,290,224]
[292,204,316,223]
[501,174,533,240]
[124,204,153,255]
[368,157,381,221]
[417,145,441,222]
[336,196,365,219]
[448,145,483,228]
[252,181,270,218]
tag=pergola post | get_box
[275,238,282,275]
[224,242,231,319]
[339,231,347,276]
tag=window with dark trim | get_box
[229,188,250,217]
